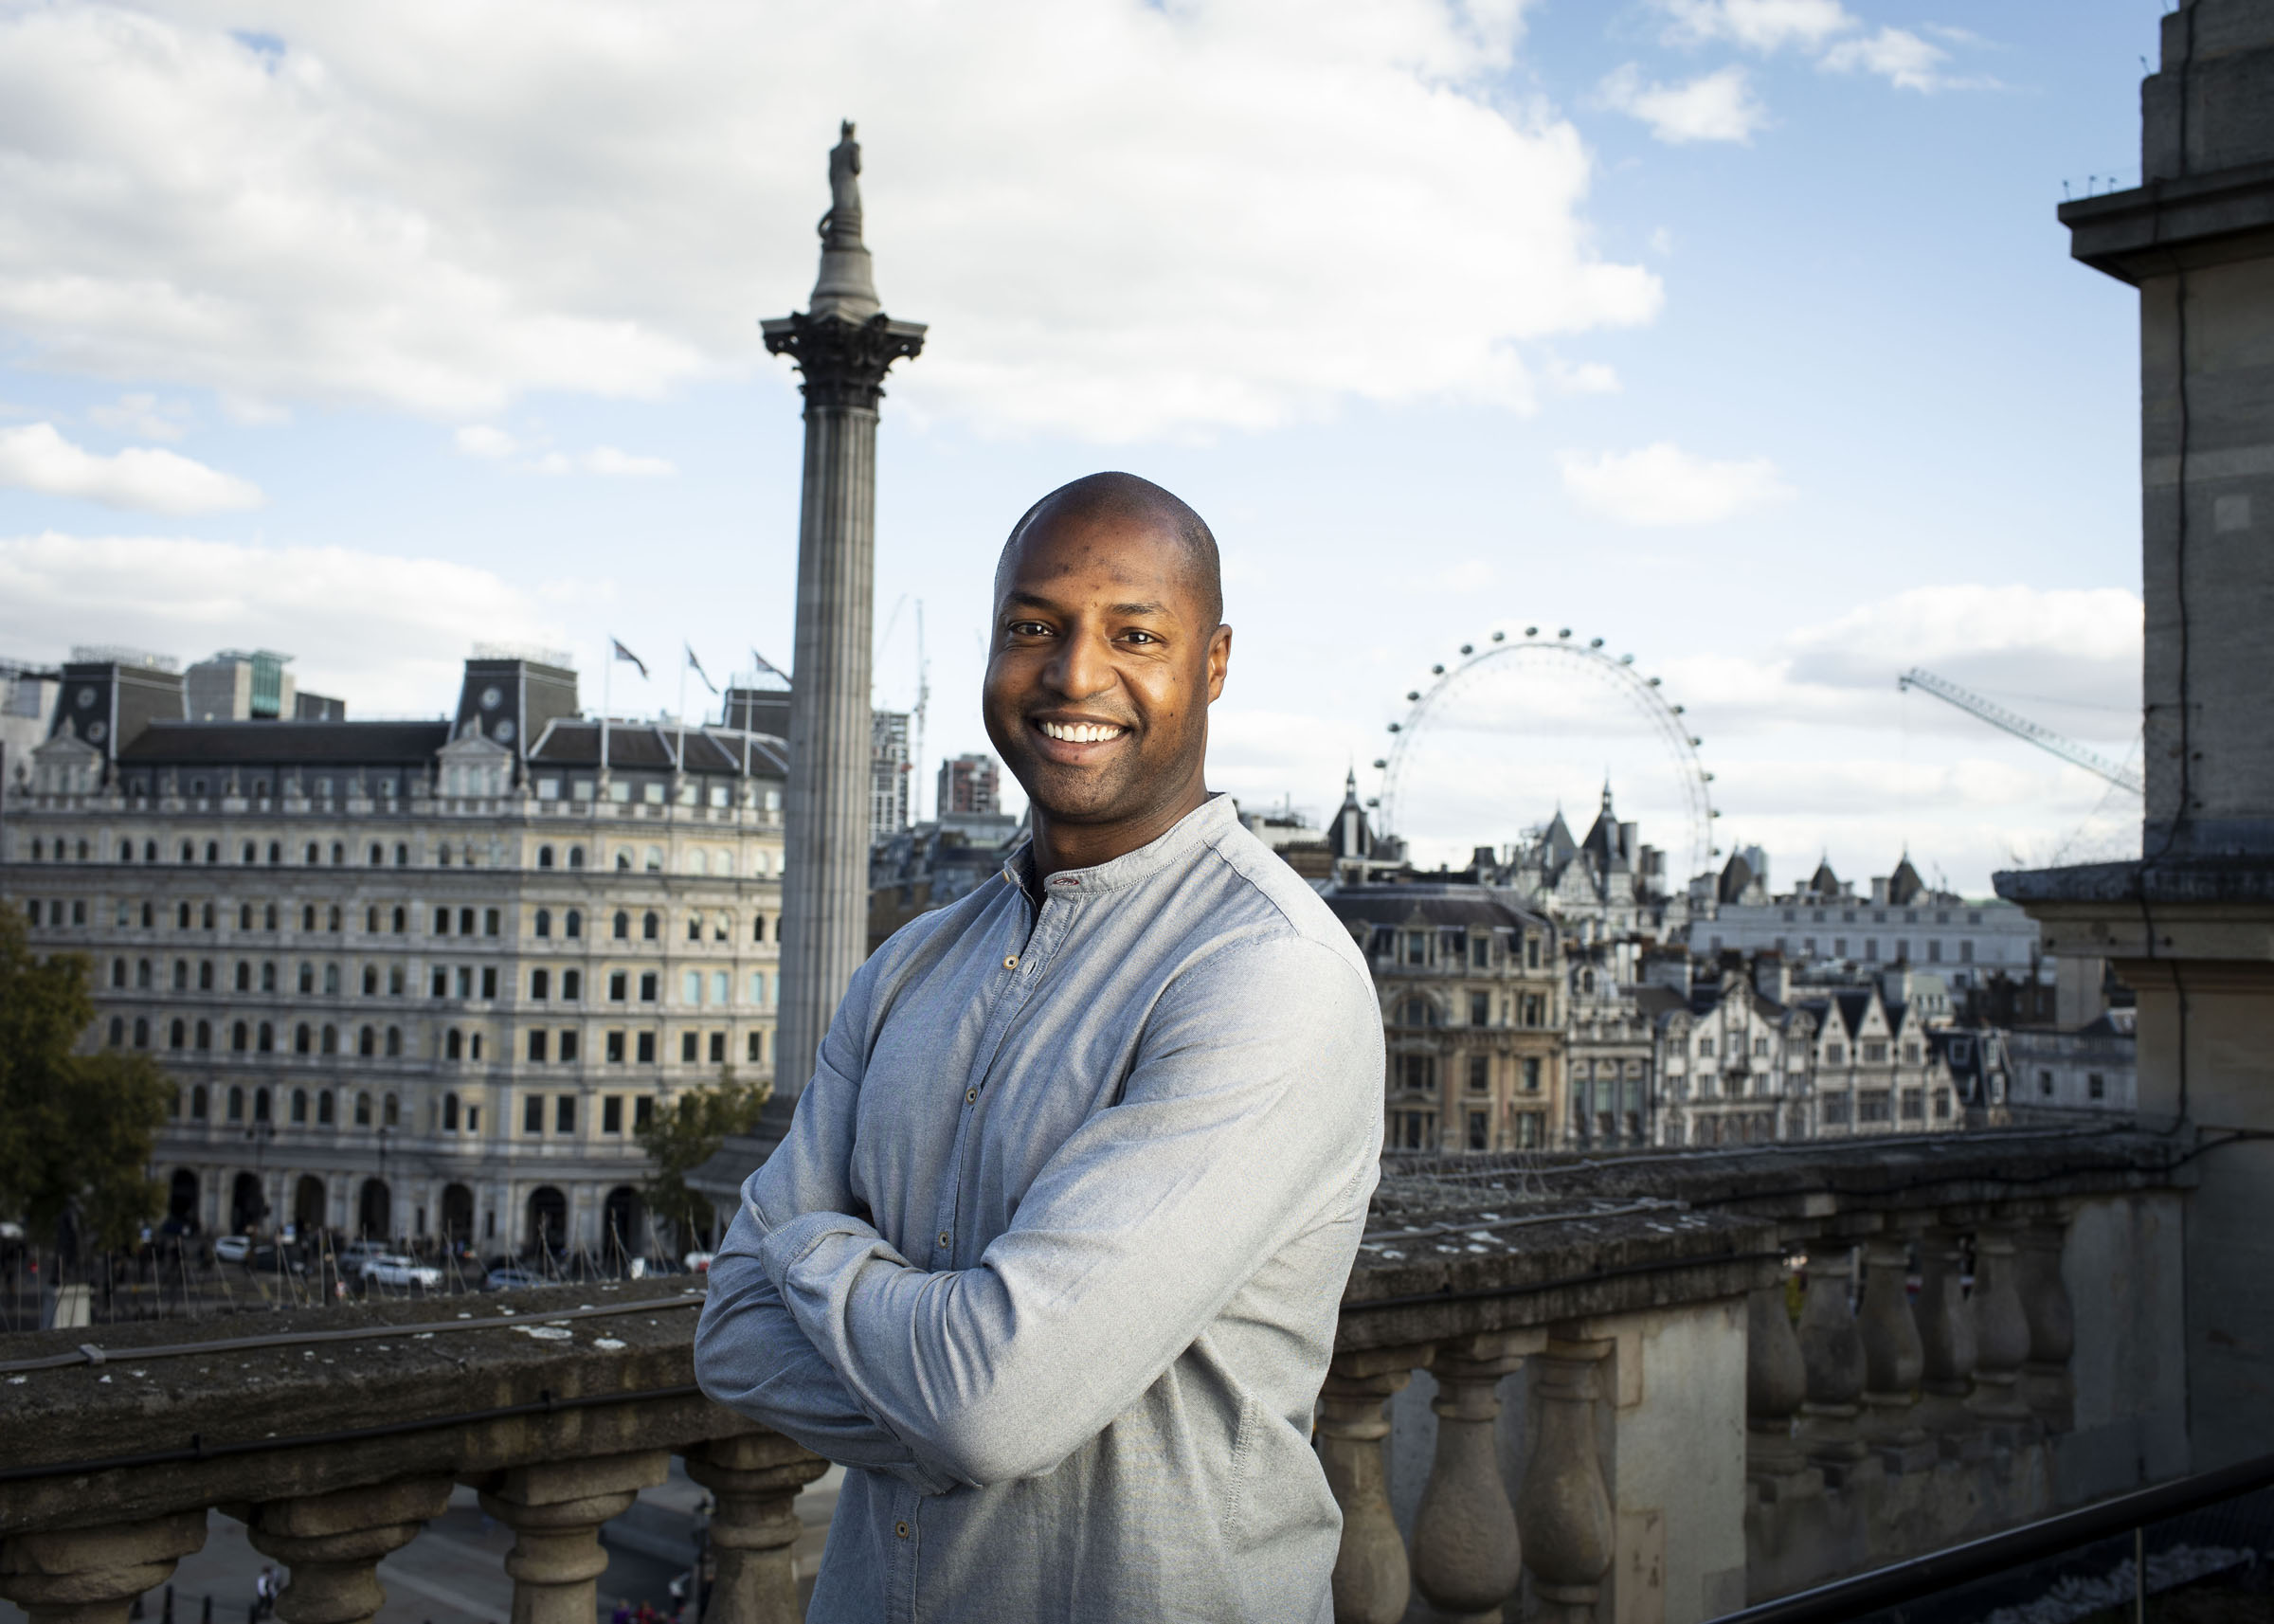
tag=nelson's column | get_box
[763,122,926,1108]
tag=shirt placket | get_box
[926,882,1083,1273]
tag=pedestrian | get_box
[695,474,1382,1621]
[252,1566,277,1622]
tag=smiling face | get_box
[983,490,1231,867]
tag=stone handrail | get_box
[0,1128,2194,1624]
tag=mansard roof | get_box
[1324,885,1547,933]
[119,720,451,767]
[527,720,786,777]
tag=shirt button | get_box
[1004,954,1018,969]
[895,1520,911,1540]
[937,1231,951,1250]
[966,1088,978,1104]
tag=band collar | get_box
[999,793,1236,900]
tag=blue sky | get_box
[0,0,2165,892]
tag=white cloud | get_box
[1820,26,1982,93]
[1556,442,1793,526]
[1599,63,1766,144]
[0,423,262,514]
[0,532,572,715]
[86,392,190,441]
[1659,0,1854,52]
[0,2,1660,442]
[582,445,674,478]
[455,424,518,459]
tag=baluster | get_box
[1855,1235,1933,1471]
[241,1477,454,1624]
[1968,1223,2036,1435]
[475,1451,670,1624]
[1411,1333,1527,1624]
[682,1434,831,1624]
[1796,1241,1868,1483]
[0,1513,207,1624]
[1319,1346,1430,1624]
[1744,1277,1811,1491]
[1915,1227,1981,1458]
[1515,1337,1615,1624]
[2016,1214,2077,1434]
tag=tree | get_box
[0,903,173,1253]
[635,1068,770,1254]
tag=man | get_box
[695,472,1383,1621]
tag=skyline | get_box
[0,0,2163,893]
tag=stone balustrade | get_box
[0,1128,2193,1624]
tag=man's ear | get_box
[1205,623,1233,703]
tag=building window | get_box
[687,912,704,943]
[606,1031,626,1064]
[1466,1110,1489,1149]
[749,970,767,1004]
[386,1026,402,1056]
[534,909,551,939]
[609,971,628,1002]
[291,1088,308,1124]
[2087,1072,2105,1100]
[712,970,730,1007]
[320,1023,338,1055]
[642,911,659,941]
[434,908,451,935]
[1864,1041,1887,1064]
[1523,1056,1542,1092]
[748,1030,764,1064]
[560,1030,579,1063]
[532,968,550,1001]
[753,915,767,944]
[568,846,585,869]
[564,909,583,940]
[603,1095,623,1133]
[614,911,630,940]
[538,845,554,870]
[636,1031,657,1064]
[443,1092,460,1131]
[681,1031,699,1063]
[258,1020,274,1052]
[1468,991,1490,1025]
[640,972,659,1003]
[1467,1054,1489,1092]
[683,970,703,1006]
[524,1094,544,1133]
[446,1029,463,1060]
[485,909,500,937]
[319,1091,336,1126]
[226,1085,244,1122]
[530,1029,549,1062]
[563,969,583,1001]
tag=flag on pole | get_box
[611,639,649,679]
[749,647,788,684]
[685,642,718,695]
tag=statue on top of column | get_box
[819,120,863,248]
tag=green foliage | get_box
[635,1067,770,1251]
[0,903,173,1250]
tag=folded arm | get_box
[757,933,1382,1489]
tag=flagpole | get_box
[676,655,687,772]
[601,642,611,790]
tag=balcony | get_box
[0,1128,2199,1624]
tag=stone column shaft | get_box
[0,1513,206,1624]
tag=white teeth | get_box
[1039,720,1126,744]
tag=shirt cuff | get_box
[754,1207,890,1296]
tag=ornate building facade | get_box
[2,651,787,1256]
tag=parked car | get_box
[360,1254,442,1289]
[484,1266,548,1291]
[213,1235,254,1264]
[336,1239,386,1270]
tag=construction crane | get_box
[1897,667,2143,796]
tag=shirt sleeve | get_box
[755,931,1384,1489]
[692,963,958,1495]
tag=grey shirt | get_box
[695,794,1384,1622]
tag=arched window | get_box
[532,968,550,1000]
[687,911,703,942]
[203,840,218,863]
[394,842,409,866]
[323,965,340,996]
[642,911,659,941]
[565,909,582,940]
[354,1092,372,1127]
[226,1085,244,1121]
[685,849,707,875]
[321,1024,338,1055]
[137,958,152,988]
[537,845,554,870]
[568,846,585,869]
[231,1020,248,1052]
[358,1025,375,1056]
[169,1019,186,1049]
[174,960,189,991]
[109,1017,124,1047]
[264,903,278,929]
[241,840,256,863]
[133,1017,150,1048]
[717,851,734,876]
[262,961,277,992]
[304,842,319,864]
[199,960,214,991]
[365,905,379,932]
[117,840,135,862]
[201,902,215,929]
[616,848,632,872]
[713,913,731,943]
[391,906,406,933]
[190,1084,208,1119]
[267,840,281,864]
[645,846,663,873]
[534,908,552,939]
[562,969,582,1001]
[292,1088,308,1124]
[318,1091,336,1126]
[177,902,191,929]
[385,1026,402,1057]
[193,1020,211,1050]
[613,911,630,940]
[253,1087,271,1123]
[752,914,767,944]
[148,839,160,862]
[443,1092,460,1130]
[234,960,250,991]
[111,957,126,988]
[369,842,384,865]
[258,1021,274,1053]
[327,905,342,932]
[362,965,378,996]
[302,904,316,930]
[295,1023,313,1055]
[445,1029,463,1060]
[331,841,345,865]
[28,838,41,859]
[383,1093,400,1128]
[238,900,253,929]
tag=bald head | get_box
[998,472,1222,628]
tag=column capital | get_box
[761,313,927,413]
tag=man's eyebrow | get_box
[1001,591,1174,619]
[1107,601,1171,618]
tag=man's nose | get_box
[1044,627,1113,699]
